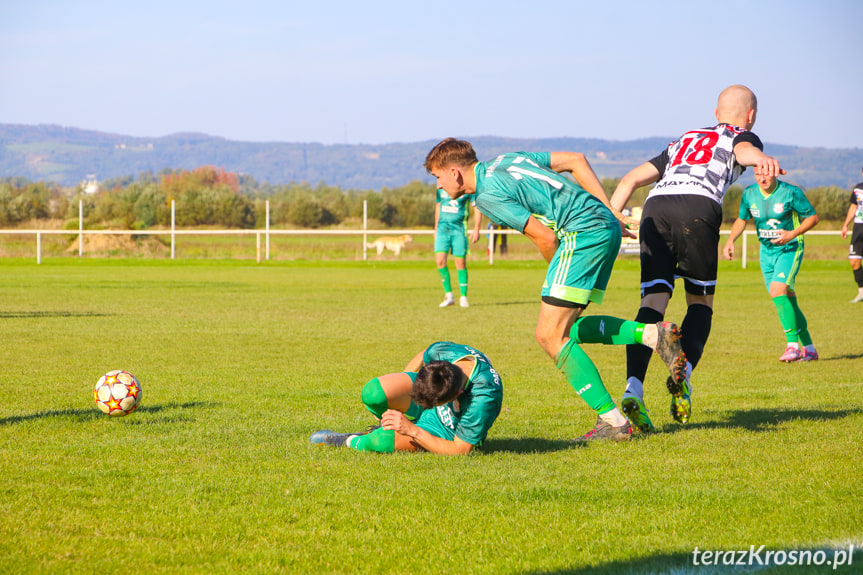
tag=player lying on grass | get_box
[310,341,502,455]
[723,169,819,362]
[424,138,687,442]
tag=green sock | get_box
[437,267,452,293]
[348,428,395,453]
[361,377,424,421]
[457,269,468,296]
[570,316,643,345]
[788,296,812,346]
[556,339,615,414]
[772,295,799,344]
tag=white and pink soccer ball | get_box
[93,370,142,416]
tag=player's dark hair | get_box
[412,361,463,408]
[424,138,478,173]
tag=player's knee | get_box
[361,377,388,419]
[534,327,561,358]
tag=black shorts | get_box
[639,194,722,296]
[850,223,863,259]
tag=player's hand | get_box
[469,230,480,244]
[620,217,639,239]
[381,409,417,437]
[770,230,794,246]
[841,225,849,239]
[756,156,785,178]
[723,241,735,260]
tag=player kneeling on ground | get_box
[310,342,502,455]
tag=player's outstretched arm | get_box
[611,162,661,212]
[723,218,748,260]
[470,205,482,244]
[381,409,474,455]
[733,142,785,176]
[549,152,630,226]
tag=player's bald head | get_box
[716,85,758,129]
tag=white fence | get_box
[0,199,844,267]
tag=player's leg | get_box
[349,403,456,453]
[310,372,423,448]
[537,227,631,441]
[623,197,677,428]
[767,249,804,361]
[452,233,469,306]
[849,228,863,302]
[435,238,455,306]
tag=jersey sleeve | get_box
[790,187,816,218]
[852,191,859,205]
[733,131,763,151]
[435,190,442,205]
[453,388,501,446]
[648,148,670,174]
[476,188,532,233]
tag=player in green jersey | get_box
[723,169,820,361]
[310,341,502,455]
[424,138,688,441]
[435,189,482,307]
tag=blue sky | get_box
[1,0,861,149]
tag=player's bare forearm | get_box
[723,218,747,259]
[523,216,557,263]
[611,162,660,211]
[734,142,785,176]
[382,410,473,455]
[403,351,425,373]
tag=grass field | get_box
[1,255,861,574]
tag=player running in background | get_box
[840,168,863,303]
[424,138,687,441]
[611,85,783,430]
[434,188,482,307]
[310,341,502,455]
[723,170,819,361]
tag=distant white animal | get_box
[366,234,413,255]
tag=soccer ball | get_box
[94,370,142,416]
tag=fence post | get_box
[78,200,83,256]
[171,200,176,260]
[487,225,494,265]
[742,231,748,269]
[37,232,42,264]
[363,200,368,261]
[265,200,270,261]
[256,232,261,263]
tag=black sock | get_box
[626,307,664,381]
[681,304,713,370]
[854,267,863,288]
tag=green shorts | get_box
[541,224,622,306]
[760,244,803,291]
[435,230,468,258]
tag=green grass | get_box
[0,257,861,574]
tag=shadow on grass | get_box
[481,437,582,454]
[0,401,217,426]
[822,352,863,361]
[661,406,863,434]
[0,311,115,319]
[522,545,862,574]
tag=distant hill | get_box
[1,123,860,191]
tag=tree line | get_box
[0,166,853,229]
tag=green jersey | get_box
[739,181,816,250]
[473,152,616,236]
[436,189,474,235]
[422,342,503,446]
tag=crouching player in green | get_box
[310,342,502,455]
[723,169,820,361]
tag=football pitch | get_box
[1,257,861,574]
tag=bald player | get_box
[610,85,783,430]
